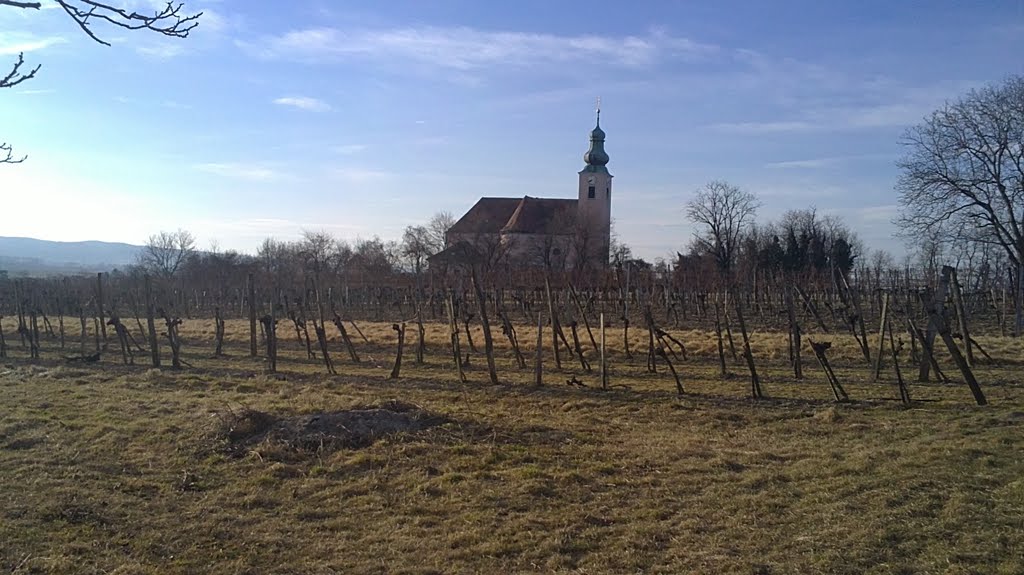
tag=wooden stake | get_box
[247,272,257,357]
[144,275,160,368]
[535,310,543,386]
[96,272,107,342]
[872,292,889,381]
[600,312,607,390]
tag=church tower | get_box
[577,105,612,266]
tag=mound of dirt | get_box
[218,400,449,458]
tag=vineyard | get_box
[2,262,1024,573]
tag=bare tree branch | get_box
[1,142,27,163]
[1,0,201,162]
[1,52,40,89]
[0,1,42,8]
[53,1,201,47]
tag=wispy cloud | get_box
[332,144,367,155]
[852,204,900,224]
[242,26,717,71]
[135,42,185,59]
[765,153,895,169]
[17,88,56,95]
[0,33,66,55]
[710,120,816,134]
[765,158,839,169]
[195,162,288,181]
[273,96,331,112]
[329,167,394,183]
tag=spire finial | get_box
[595,96,601,126]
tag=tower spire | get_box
[582,101,609,172]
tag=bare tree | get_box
[426,210,456,253]
[401,225,432,274]
[1,0,202,162]
[896,75,1024,268]
[137,229,195,278]
[686,181,760,273]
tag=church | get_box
[438,111,614,270]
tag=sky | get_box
[1,0,1023,262]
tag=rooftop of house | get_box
[447,196,578,237]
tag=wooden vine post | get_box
[534,310,544,386]
[600,312,607,390]
[446,291,466,383]
[247,272,257,357]
[949,267,973,366]
[96,272,107,342]
[784,286,802,380]
[731,284,763,399]
[918,269,951,381]
[872,291,890,381]
[389,323,405,380]
[144,275,160,368]
[470,264,499,385]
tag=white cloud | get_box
[135,42,185,59]
[852,204,900,224]
[332,144,366,155]
[273,96,331,112]
[328,167,394,184]
[195,162,286,181]
[710,120,816,134]
[0,33,66,55]
[765,158,839,169]
[765,154,895,169]
[244,26,717,71]
[197,8,226,34]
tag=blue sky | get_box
[2,0,1023,261]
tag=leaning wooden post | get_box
[809,339,849,402]
[600,312,607,390]
[872,291,890,381]
[534,310,544,386]
[732,285,763,399]
[144,275,161,368]
[544,273,562,370]
[919,268,951,381]
[887,316,911,405]
[949,267,973,366]
[96,272,107,342]
[445,292,466,383]
[923,290,987,406]
[471,265,499,385]
[569,284,598,352]
[247,273,258,357]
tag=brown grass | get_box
[1,317,1023,573]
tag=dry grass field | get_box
[2,318,1023,574]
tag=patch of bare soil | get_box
[217,400,450,458]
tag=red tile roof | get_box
[448,196,577,237]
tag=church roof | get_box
[448,196,578,237]
[502,197,577,235]
[446,197,523,235]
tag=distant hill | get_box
[0,236,143,276]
